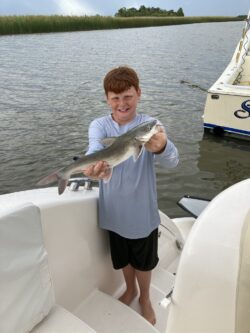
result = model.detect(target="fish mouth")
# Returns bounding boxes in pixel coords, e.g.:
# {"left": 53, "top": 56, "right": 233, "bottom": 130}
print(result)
{"left": 136, "top": 123, "right": 158, "bottom": 142}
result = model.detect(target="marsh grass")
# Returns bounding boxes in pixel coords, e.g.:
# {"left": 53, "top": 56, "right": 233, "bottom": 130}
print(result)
{"left": 0, "top": 15, "right": 244, "bottom": 36}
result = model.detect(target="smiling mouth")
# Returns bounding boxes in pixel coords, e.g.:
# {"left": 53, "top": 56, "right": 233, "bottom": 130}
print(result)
{"left": 118, "top": 108, "right": 129, "bottom": 113}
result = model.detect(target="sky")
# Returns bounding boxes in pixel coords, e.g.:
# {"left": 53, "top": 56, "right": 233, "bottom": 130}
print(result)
{"left": 0, "top": 0, "right": 249, "bottom": 17}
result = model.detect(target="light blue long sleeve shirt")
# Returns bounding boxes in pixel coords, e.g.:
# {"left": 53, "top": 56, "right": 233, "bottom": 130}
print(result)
{"left": 87, "top": 113, "right": 179, "bottom": 239}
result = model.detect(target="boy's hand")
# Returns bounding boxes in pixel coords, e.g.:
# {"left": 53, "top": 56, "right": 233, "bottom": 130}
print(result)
{"left": 83, "top": 161, "right": 112, "bottom": 180}
{"left": 145, "top": 126, "right": 167, "bottom": 154}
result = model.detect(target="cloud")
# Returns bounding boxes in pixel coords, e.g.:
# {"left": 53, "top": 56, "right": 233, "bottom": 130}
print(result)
{"left": 0, "top": 0, "right": 249, "bottom": 17}
{"left": 54, "top": 0, "right": 97, "bottom": 15}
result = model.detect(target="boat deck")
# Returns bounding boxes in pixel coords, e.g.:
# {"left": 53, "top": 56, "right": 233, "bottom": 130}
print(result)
{"left": 73, "top": 249, "right": 180, "bottom": 333}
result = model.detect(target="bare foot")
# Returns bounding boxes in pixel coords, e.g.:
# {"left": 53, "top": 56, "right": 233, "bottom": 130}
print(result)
{"left": 139, "top": 298, "right": 156, "bottom": 325}
{"left": 119, "top": 288, "right": 138, "bottom": 306}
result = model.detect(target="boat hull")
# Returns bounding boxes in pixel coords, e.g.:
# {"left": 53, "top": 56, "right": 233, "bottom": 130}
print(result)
{"left": 203, "top": 92, "right": 250, "bottom": 139}
{"left": 203, "top": 12, "right": 250, "bottom": 140}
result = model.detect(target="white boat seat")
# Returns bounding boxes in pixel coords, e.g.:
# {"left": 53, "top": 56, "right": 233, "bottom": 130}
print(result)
{"left": 31, "top": 305, "right": 97, "bottom": 333}
{"left": 75, "top": 289, "right": 159, "bottom": 333}
{"left": 0, "top": 203, "right": 55, "bottom": 333}
{"left": 0, "top": 203, "right": 97, "bottom": 333}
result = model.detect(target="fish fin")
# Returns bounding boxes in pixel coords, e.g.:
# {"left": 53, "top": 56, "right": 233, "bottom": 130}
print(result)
{"left": 37, "top": 170, "right": 69, "bottom": 195}
{"left": 103, "top": 167, "right": 113, "bottom": 183}
{"left": 133, "top": 144, "right": 144, "bottom": 161}
{"left": 37, "top": 171, "right": 60, "bottom": 186}
{"left": 101, "top": 137, "right": 117, "bottom": 147}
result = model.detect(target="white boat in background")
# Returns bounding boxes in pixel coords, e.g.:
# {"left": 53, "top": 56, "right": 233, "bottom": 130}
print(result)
{"left": 203, "top": 11, "right": 250, "bottom": 140}
{"left": 0, "top": 178, "right": 250, "bottom": 333}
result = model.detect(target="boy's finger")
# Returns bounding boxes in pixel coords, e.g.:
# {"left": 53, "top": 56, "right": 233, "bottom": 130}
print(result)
{"left": 83, "top": 164, "right": 94, "bottom": 174}
{"left": 156, "top": 124, "right": 164, "bottom": 133}
{"left": 93, "top": 161, "right": 108, "bottom": 174}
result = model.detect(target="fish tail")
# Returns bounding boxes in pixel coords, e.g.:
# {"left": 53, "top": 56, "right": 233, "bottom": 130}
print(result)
{"left": 58, "top": 178, "right": 68, "bottom": 195}
{"left": 37, "top": 170, "right": 69, "bottom": 195}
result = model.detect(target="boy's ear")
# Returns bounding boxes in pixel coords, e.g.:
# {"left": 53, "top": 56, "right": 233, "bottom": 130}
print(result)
{"left": 106, "top": 93, "right": 111, "bottom": 106}
{"left": 137, "top": 88, "right": 141, "bottom": 99}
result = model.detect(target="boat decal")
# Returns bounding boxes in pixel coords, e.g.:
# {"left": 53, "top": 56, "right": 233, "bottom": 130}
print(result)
{"left": 234, "top": 99, "right": 250, "bottom": 119}
{"left": 204, "top": 123, "right": 250, "bottom": 136}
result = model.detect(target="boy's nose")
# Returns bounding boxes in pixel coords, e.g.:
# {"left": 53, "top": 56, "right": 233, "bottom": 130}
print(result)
{"left": 118, "top": 99, "right": 126, "bottom": 107}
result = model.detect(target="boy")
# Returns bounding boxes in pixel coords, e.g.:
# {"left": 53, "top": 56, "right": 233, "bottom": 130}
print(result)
{"left": 84, "top": 66, "right": 179, "bottom": 325}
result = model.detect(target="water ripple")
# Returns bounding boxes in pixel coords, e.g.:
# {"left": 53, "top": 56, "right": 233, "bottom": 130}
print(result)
{"left": 0, "top": 22, "right": 249, "bottom": 216}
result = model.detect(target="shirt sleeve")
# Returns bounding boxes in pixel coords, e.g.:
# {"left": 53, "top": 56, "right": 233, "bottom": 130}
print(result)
{"left": 86, "top": 119, "right": 106, "bottom": 155}
{"left": 154, "top": 138, "right": 179, "bottom": 168}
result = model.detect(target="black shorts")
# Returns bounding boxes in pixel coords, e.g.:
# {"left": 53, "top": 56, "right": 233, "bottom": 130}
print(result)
{"left": 108, "top": 229, "right": 159, "bottom": 271}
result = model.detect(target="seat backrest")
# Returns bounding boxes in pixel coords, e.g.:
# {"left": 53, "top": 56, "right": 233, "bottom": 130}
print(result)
{"left": 0, "top": 203, "right": 55, "bottom": 333}
{"left": 166, "top": 179, "right": 250, "bottom": 333}
{"left": 236, "top": 209, "right": 250, "bottom": 333}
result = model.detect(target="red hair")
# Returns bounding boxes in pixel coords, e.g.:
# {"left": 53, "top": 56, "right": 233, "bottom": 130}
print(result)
{"left": 103, "top": 66, "right": 140, "bottom": 96}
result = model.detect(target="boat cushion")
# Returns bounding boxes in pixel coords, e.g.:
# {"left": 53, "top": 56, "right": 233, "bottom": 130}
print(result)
{"left": 31, "top": 305, "right": 97, "bottom": 333}
{"left": 235, "top": 209, "right": 250, "bottom": 333}
{"left": 0, "top": 203, "right": 55, "bottom": 333}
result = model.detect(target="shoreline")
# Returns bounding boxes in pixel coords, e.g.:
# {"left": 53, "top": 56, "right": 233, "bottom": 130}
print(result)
{"left": 0, "top": 15, "right": 245, "bottom": 36}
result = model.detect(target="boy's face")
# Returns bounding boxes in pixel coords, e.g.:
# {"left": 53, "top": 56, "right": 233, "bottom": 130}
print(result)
{"left": 106, "top": 86, "right": 141, "bottom": 125}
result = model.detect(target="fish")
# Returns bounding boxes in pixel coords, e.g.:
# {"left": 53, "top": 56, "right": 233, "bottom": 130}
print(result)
{"left": 37, "top": 119, "right": 158, "bottom": 195}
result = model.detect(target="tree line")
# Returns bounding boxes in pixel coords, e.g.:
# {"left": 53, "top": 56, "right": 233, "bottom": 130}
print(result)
{"left": 115, "top": 6, "right": 184, "bottom": 17}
